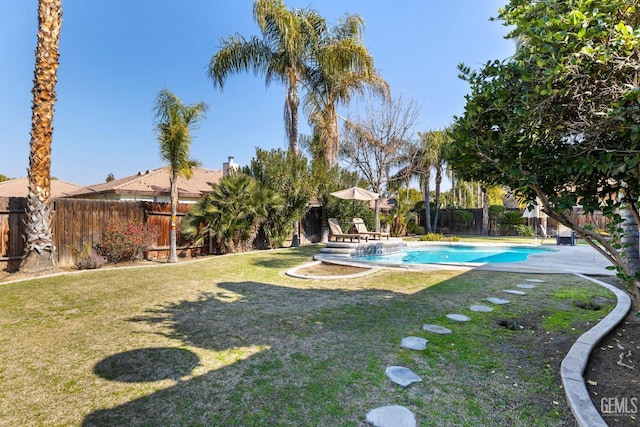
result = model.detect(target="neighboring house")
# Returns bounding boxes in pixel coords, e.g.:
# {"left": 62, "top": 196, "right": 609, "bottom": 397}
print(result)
{"left": 69, "top": 166, "right": 225, "bottom": 203}
{"left": 0, "top": 178, "right": 84, "bottom": 198}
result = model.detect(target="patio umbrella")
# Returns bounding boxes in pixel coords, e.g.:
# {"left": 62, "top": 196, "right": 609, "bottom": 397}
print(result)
{"left": 522, "top": 198, "right": 548, "bottom": 243}
{"left": 330, "top": 186, "right": 381, "bottom": 232}
{"left": 330, "top": 186, "right": 379, "bottom": 201}
{"left": 521, "top": 199, "right": 548, "bottom": 220}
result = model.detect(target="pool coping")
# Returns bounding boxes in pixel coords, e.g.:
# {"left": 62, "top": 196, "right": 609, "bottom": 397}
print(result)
{"left": 312, "top": 243, "right": 630, "bottom": 426}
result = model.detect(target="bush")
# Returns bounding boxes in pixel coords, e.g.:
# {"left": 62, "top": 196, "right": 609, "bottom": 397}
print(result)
{"left": 95, "top": 221, "right": 160, "bottom": 263}
{"left": 452, "top": 210, "right": 474, "bottom": 231}
{"left": 73, "top": 242, "right": 107, "bottom": 270}
{"left": 516, "top": 224, "right": 534, "bottom": 237}
{"left": 408, "top": 224, "right": 425, "bottom": 235}
{"left": 448, "top": 235, "right": 461, "bottom": 242}
{"left": 419, "top": 233, "right": 444, "bottom": 241}
{"left": 488, "top": 205, "right": 506, "bottom": 219}
{"left": 499, "top": 211, "right": 526, "bottom": 235}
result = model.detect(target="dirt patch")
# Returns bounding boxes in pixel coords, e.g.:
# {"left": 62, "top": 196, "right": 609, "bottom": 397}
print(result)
{"left": 293, "top": 262, "right": 371, "bottom": 277}
{"left": 585, "top": 276, "right": 639, "bottom": 426}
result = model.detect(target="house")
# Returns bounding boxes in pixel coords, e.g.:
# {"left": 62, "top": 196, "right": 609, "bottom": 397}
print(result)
{"left": 69, "top": 166, "right": 224, "bottom": 203}
{"left": 0, "top": 178, "right": 84, "bottom": 198}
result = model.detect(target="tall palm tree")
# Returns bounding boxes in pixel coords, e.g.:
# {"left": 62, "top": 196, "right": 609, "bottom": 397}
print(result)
{"left": 432, "top": 136, "right": 450, "bottom": 233}
{"left": 208, "top": 0, "right": 324, "bottom": 154}
{"left": 20, "top": 0, "right": 62, "bottom": 273}
{"left": 303, "top": 14, "right": 389, "bottom": 166}
{"left": 395, "top": 130, "right": 446, "bottom": 233}
{"left": 153, "top": 88, "right": 207, "bottom": 263}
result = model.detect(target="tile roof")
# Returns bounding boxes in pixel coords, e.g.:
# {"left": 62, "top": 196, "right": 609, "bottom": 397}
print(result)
{"left": 0, "top": 178, "right": 84, "bottom": 198}
{"left": 69, "top": 166, "right": 222, "bottom": 199}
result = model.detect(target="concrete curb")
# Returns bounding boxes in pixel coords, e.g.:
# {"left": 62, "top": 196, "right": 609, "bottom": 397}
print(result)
{"left": 561, "top": 273, "right": 632, "bottom": 427}
{"left": 285, "top": 260, "right": 380, "bottom": 280}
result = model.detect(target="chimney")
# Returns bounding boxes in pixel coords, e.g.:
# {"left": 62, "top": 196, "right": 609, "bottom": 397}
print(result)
{"left": 223, "top": 156, "right": 239, "bottom": 177}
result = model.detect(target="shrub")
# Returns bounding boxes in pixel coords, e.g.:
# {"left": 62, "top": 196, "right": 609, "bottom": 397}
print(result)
{"left": 73, "top": 242, "right": 107, "bottom": 270}
{"left": 489, "top": 205, "right": 506, "bottom": 219}
{"left": 452, "top": 210, "right": 474, "bottom": 231}
{"left": 499, "top": 211, "right": 526, "bottom": 235}
{"left": 448, "top": 235, "right": 461, "bottom": 242}
{"left": 95, "top": 221, "right": 160, "bottom": 263}
{"left": 516, "top": 224, "right": 534, "bottom": 237}
{"left": 419, "top": 233, "right": 443, "bottom": 241}
{"left": 408, "top": 224, "right": 425, "bottom": 235}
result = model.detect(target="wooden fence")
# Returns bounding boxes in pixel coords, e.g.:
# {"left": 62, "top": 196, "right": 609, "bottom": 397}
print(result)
{"left": 0, "top": 197, "right": 27, "bottom": 272}
{"left": 1, "top": 197, "right": 201, "bottom": 271}
{"left": 1, "top": 197, "right": 320, "bottom": 272}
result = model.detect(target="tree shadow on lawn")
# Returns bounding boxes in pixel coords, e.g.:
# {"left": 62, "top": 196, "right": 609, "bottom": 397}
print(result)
{"left": 84, "top": 281, "right": 410, "bottom": 426}
{"left": 249, "top": 246, "right": 318, "bottom": 269}
{"left": 82, "top": 275, "right": 593, "bottom": 426}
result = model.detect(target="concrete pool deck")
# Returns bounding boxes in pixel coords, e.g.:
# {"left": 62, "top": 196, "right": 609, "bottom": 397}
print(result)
{"left": 314, "top": 241, "right": 616, "bottom": 276}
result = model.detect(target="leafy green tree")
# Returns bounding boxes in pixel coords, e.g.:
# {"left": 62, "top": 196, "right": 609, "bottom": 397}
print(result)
{"left": 0, "top": 174, "right": 9, "bottom": 182}
{"left": 182, "top": 173, "right": 283, "bottom": 254}
{"left": 21, "top": 0, "right": 62, "bottom": 274}
{"left": 208, "top": 0, "right": 323, "bottom": 154}
{"left": 153, "top": 88, "right": 207, "bottom": 263}
{"left": 451, "top": 0, "right": 640, "bottom": 302}
{"left": 244, "top": 148, "right": 314, "bottom": 248}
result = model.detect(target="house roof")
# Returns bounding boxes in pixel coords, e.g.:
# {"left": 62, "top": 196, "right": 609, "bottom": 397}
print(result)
{"left": 0, "top": 178, "right": 84, "bottom": 198}
{"left": 69, "top": 166, "right": 223, "bottom": 199}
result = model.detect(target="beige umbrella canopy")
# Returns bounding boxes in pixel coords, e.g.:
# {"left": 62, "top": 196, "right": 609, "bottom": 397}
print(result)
{"left": 330, "top": 186, "right": 379, "bottom": 201}
{"left": 521, "top": 198, "right": 547, "bottom": 219}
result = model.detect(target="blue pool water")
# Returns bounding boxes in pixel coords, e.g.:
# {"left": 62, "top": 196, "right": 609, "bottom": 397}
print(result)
{"left": 354, "top": 245, "right": 554, "bottom": 265}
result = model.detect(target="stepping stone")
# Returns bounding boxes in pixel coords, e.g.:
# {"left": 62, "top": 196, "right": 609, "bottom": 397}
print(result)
{"left": 487, "top": 297, "right": 510, "bottom": 305}
{"left": 385, "top": 366, "right": 422, "bottom": 387}
{"left": 470, "top": 304, "right": 493, "bottom": 312}
{"left": 525, "top": 278, "right": 545, "bottom": 283}
{"left": 401, "top": 336, "right": 428, "bottom": 351}
{"left": 366, "top": 405, "right": 417, "bottom": 427}
{"left": 516, "top": 283, "right": 536, "bottom": 289}
{"left": 503, "top": 289, "right": 526, "bottom": 295}
{"left": 423, "top": 324, "right": 452, "bottom": 334}
{"left": 446, "top": 313, "right": 471, "bottom": 322}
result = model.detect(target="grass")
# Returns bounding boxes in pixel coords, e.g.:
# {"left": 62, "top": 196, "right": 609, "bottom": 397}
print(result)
{"left": 0, "top": 245, "right": 616, "bottom": 426}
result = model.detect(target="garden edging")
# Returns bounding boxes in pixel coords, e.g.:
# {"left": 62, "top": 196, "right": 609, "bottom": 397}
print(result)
{"left": 561, "top": 273, "right": 632, "bottom": 427}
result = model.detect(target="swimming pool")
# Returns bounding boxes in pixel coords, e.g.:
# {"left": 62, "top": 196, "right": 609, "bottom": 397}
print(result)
{"left": 353, "top": 244, "right": 555, "bottom": 265}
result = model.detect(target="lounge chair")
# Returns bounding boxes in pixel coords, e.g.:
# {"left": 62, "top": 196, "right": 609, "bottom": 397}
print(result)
{"left": 328, "top": 218, "right": 369, "bottom": 243}
{"left": 556, "top": 224, "right": 575, "bottom": 246}
{"left": 352, "top": 217, "right": 390, "bottom": 240}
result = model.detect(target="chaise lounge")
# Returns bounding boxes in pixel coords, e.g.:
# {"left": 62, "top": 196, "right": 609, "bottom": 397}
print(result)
{"left": 352, "top": 217, "right": 390, "bottom": 240}
{"left": 328, "top": 218, "right": 369, "bottom": 243}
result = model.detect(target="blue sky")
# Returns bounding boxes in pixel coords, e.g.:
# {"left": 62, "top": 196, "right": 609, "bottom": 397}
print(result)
{"left": 1, "top": 1, "right": 513, "bottom": 186}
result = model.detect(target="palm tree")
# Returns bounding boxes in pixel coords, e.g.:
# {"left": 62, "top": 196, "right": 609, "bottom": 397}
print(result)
{"left": 208, "top": 0, "right": 324, "bottom": 154}
{"left": 429, "top": 128, "right": 455, "bottom": 232}
{"left": 153, "top": 88, "right": 207, "bottom": 263}
{"left": 20, "top": 0, "right": 62, "bottom": 273}
{"left": 395, "top": 129, "right": 446, "bottom": 233}
{"left": 182, "top": 173, "right": 283, "bottom": 253}
{"left": 303, "top": 14, "right": 389, "bottom": 166}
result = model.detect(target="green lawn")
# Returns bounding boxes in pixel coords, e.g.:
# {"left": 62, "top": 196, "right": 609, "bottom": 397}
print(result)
{"left": 0, "top": 245, "right": 614, "bottom": 426}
